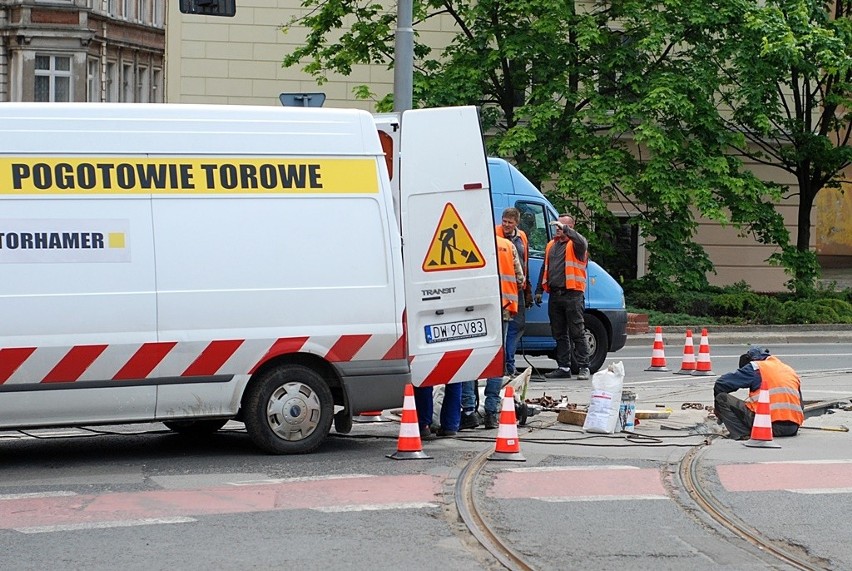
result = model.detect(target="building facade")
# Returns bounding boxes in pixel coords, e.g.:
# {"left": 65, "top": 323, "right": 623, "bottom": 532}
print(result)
{"left": 165, "top": 0, "right": 398, "bottom": 108}
{"left": 0, "top": 0, "right": 165, "bottom": 103}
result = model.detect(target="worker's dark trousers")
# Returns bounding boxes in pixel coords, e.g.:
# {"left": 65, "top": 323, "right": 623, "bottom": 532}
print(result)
{"left": 547, "top": 288, "right": 589, "bottom": 369}
{"left": 714, "top": 393, "right": 800, "bottom": 439}
{"left": 714, "top": 393, "right": 754, "bottom": 440}
{"left": 504, "top": 301, "right": 526, "bottom": 375}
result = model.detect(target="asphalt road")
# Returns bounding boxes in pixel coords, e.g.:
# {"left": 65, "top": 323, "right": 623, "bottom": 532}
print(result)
{"left": 1, "top": 340, "right": 850, "bottom": 571}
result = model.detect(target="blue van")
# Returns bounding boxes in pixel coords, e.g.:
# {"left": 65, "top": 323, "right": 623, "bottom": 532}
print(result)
{"left": 488, "top": 158, "right": 628, "bottom": 373}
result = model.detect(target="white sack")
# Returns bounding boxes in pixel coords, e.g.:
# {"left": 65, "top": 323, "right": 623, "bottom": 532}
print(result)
{"left": 582, "top": 361, "right": 625, "bottom": 434}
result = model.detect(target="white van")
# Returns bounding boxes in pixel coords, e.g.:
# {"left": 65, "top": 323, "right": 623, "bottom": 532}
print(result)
{"left": 0, "top": 103, "right": 503, "bottom": 454}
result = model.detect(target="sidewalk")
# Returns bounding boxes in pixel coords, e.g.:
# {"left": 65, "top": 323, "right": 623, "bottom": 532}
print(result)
{"left": 625, "top": 323, "right": 852, "bottom": 347}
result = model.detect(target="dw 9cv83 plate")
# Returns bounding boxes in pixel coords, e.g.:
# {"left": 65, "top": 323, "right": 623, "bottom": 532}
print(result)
{"left": 425, "top": 318, "right": 487, "bottom": 344}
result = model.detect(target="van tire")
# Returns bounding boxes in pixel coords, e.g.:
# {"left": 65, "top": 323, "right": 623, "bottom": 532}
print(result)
{"left": 573, "top": 313, "right": 608, "bottom": 375}
{"left": 244, "top": 364, "right": 334, "bottom": 454}
{"left": 163, "top": 419, "right": 228, "bottom": 435}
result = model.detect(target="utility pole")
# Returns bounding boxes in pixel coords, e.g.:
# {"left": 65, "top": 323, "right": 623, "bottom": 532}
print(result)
{"left": 393, "top": 0, "right": 413, "bottom": 112}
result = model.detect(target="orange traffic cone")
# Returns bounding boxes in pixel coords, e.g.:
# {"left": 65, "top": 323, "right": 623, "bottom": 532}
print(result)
{"left": 387, "top": 384, "right": 432, "bottom": 460}
{"left": 691, "top": 328, "right": 714, "bottom": 376}
{"left": 644, "top": 326, "right": 670, "bottom": 372}
{"left": 673, "top": 329, "right": 696, "bottom": 375}
{"left": 744, "top": 379, "right": 781, "bottom": 448}
{"left": 488, "top": 385, "right": 526, "bottom": 462}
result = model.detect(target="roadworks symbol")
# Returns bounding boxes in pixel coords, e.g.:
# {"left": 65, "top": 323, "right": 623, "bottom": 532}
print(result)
{"left": 422, "top": 203, "right": 485, "bottom": 272}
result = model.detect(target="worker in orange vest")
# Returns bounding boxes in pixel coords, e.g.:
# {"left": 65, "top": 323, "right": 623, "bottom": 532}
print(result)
{"left": 496, "top": 207, "right": 533, "bottom": 376}
{"left": 714, "top": 345, "right": 804, "bottom": 440}
{"left": 534, "top": 213, "right": 591, "bottom": 380}
{"left": 460, "top": 234, "right": 524, "bottom": 430}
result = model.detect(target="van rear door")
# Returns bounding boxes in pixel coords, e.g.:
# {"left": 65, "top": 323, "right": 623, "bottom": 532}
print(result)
{"left": 398, "top": 107, "right": 504, "bottom": 386}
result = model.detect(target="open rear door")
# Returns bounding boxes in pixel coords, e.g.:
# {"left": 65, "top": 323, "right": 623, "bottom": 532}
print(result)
{"left": 399, "top": 106, "right": 504, "bottom": 386}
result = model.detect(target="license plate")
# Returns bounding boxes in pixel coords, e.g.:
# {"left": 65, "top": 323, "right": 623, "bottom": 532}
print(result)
{"left": 425, "top": 318, "right": 487, "bottom": 344}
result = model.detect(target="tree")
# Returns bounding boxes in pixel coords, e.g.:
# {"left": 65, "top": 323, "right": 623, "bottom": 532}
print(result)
{"left": 716, "top": 0, "right": 852, "bottom": 291}
{"left": 282, "top": 0, "right": 851, "bottom": 292}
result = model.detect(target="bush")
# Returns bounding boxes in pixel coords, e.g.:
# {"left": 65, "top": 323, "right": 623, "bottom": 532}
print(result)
{"left": 754, "top": 296, "right": 787, "bottom": 324}
{"left": 781, "top": 301, "right": 840, "bottom": 324}
{"left": 813, "top": 298, "right": 852, "bottom": 323}
{"left": 627, "top": 308, "right": 710, "bottom": 327}
{"left": 625, "top": 278, "right": 850, "bottom": 325}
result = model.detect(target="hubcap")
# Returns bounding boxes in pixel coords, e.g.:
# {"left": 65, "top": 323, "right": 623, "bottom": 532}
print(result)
{"left": 585, "top": 328, "right": 597, "bottom": 356}
{"left": 265, "top": 382, "right": 322, "bottom": 441}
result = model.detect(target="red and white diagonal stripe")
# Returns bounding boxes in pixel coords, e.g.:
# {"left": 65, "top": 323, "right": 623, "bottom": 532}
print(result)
{"left": 1, "top": 332, "right": 499, "bottom": 387}
{"left": 0, "top": 333, "right": 405, "bottom": 385}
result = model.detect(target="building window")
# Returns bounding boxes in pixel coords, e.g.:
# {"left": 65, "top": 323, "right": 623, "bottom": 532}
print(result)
{"left": 123, "top": 0, "right": 135, "bottom": 20}
{"left": 107, "top": 62, "right": 118, "bottom": 101}
{"left": 139, "top": 0, "right": 151, "bottom": 23}
{"left": 137, "top": 66, "right": 149, "bottom": 102}
{"left": 152, "top": 68, "right": 162, "bottom": 102}
{"left": 122, "top": 63, "right": 134, "bottom": 102}
{"left": 34, "top": 55, "right": 71, "bottom": 102}
{"left": 87, "top": 58, "right": 101, "bottom": 102}
{"left": 153, "top": 0, "right": 164, "bottom": 26}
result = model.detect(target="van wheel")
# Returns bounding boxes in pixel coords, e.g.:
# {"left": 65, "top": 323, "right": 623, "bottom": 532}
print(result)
{"left": 163, "top": 419, "right": 228, "bottom": 435}
{"left": 572, "top": 314, "right": 608, "bottom": 375}
{"left": 244, "top": 364, "right": 333, "bottom": 454}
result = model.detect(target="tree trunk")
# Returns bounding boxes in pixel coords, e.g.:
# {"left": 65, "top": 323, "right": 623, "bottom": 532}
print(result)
{"left": 796, "top": 178, "right": 814, "bottom": 253}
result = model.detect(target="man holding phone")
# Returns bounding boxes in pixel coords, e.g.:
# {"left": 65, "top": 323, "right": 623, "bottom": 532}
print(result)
{"left": 534, "top": 214, "right": 591, "bottom": 380}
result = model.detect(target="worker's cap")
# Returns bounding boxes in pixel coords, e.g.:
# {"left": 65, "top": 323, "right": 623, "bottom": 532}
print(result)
{"left": 746, "top": 345, "right": 770, "bottom": 361}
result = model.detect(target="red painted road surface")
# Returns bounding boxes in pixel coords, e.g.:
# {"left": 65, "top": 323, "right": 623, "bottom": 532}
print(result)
{"left": 0, "top": 474, "right": 441, "bottom": 530}
{"left": 4, "top": 462, "right": 851, "bottom": 531}
{"left": 716, "top": 461, "right": 852, "bottom": 492}
{"left": 489, "top": 466, "right": 667, "bottom": 499}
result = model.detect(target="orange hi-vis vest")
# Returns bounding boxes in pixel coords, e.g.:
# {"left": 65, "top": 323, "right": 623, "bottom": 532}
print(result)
{"left": 496, "top": 236, "right": 519, "bottom": 315}
{"left": 542, "top": 239, "right": 587, "bottom": 293}
{"left": 747, "top": 356, "right": 804, "bottom": 425}
{"left": 495, "top": 225, "right": 529, "bottom": 268}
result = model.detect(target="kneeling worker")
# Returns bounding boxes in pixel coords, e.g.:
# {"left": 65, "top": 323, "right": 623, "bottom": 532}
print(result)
{"left": 713, "top": 345, "right": 804, "bottom": 440}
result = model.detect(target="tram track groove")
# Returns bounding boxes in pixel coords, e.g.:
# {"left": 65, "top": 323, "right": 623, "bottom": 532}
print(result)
{"left": 678, "top": 442, "right": 826, "bottom": 571}
{"left": 456, "top": 449, "right": 535, "bottom": 571}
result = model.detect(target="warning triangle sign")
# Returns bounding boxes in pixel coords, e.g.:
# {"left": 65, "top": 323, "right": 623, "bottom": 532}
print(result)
{"left": 422, "top": 203, "right": 486, "bottom": 272}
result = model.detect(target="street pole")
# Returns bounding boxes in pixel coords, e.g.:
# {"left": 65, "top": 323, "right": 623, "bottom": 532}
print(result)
{"left": 393, "top": 0, "right": 413, "bottom": 112}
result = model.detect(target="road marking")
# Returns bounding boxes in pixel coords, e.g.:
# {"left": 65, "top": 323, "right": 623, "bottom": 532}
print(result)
{"left": 759, "top": 460, "right": 852, "bottom": 465}
{"left": 787, "top": 488, "right": 852, "bottom": 494}
{"left": 534, "top": 494, "right": 667, "bottom": 502}
{"left": 0, "top": 491, "right": 77, "bottom": 500}
{"left": 505, "top": 465, "right": 640, "bottom": 472}
{"left": 228, "top": 474, "right": 372, "bottom": 486}
{"left": 312, "top": 502, "right": 438, "bottom": 512}
{"left": 14, "top": 517, "right": 196, "bottom": 534}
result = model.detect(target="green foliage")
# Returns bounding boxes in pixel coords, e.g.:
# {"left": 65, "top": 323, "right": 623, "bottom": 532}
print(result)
{"left": 812, "top": 298, "right": 852, "bottom": 323}
{"left": 627, "top": 278, "right": 851, "bottom": 325}
{"left": 281, "top": 0, "right": 852, "bottom": 292}
{"left": 781, "top": 301, "right": 841, "bottom": 325}
{"left": 722, "top": 0, "right": 852, "bottom": 290}
{"left": 627, "top": 308, "right": 709, "bottom": 328}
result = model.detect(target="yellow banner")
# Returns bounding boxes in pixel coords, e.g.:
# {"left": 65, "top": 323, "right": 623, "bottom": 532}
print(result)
{"left": 0, "top": 157, "right": 378, "bottom": 195}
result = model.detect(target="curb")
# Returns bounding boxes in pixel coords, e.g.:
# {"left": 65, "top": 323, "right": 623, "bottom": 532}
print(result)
{"left": 625, "top": 326, "right": 852, "bottom": 347}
